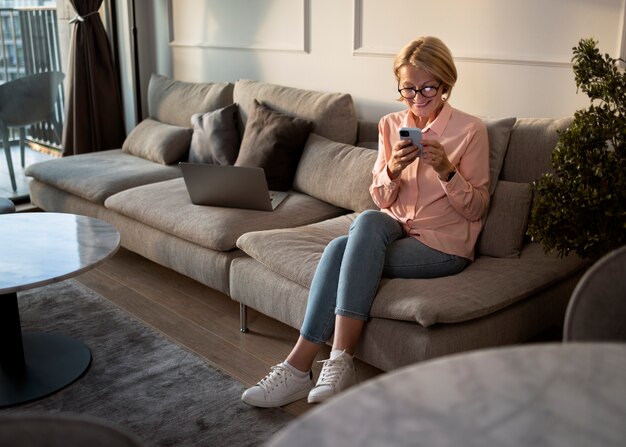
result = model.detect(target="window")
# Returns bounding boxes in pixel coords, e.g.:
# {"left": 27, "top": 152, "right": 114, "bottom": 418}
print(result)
{"left": 1, "top": 0, "right": 64, "bottom": 151}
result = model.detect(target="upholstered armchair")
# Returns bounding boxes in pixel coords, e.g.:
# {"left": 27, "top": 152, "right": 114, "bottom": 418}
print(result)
{"left": 563, "top": 245, "right": 626, "bottom": 341}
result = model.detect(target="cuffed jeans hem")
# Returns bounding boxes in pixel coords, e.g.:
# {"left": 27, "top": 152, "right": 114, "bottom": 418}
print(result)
{"left": 335, "top": 307, "right": 369, "bottom": 321}
{"left": 299, "top": 331, "right": 328, "bottom": 345}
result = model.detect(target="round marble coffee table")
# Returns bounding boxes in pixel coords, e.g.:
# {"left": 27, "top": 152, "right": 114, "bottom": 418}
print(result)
{"left": 267, "top": 343, "right": 626, "bottom": 447}
{"left": 0, "top": 212, "right": 120, "bottom": 407}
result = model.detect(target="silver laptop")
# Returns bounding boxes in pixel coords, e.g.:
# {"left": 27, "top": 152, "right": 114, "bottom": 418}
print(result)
{"left": 179, "top": 163, "right": 288, "bottom": 211}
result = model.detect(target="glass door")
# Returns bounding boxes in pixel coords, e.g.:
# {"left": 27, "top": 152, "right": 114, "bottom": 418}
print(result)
{"left": 1, "top": 1, "right": 64, "bottom": 151}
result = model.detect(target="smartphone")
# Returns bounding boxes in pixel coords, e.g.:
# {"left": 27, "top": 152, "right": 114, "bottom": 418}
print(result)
{"left": 399, "top": 127, "right": 423, "bottom": 157}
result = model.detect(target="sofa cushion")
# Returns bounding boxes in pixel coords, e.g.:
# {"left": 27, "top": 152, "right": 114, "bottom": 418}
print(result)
{"left": 293, "top": 134, "right": 377, "bottom": 212}
{"left": 371, "top": 243, "right": 584, "bottom": 326}
{"left": 501, "top": 117, "right": 572, "bottom": 183}
{"left": 235, "top": 100, "right": 313, "bottom": 191}
{"left": 189, "top": 103, "right": 240, "bottom": 165}
{"left": 147, "top": 74, "right": 234, "bottom": 128}
{"left": 24, "top": 149, "right": 182, "bottom": 204}
{"left": 122, "top": 118, "right": 192, "bottom": 165}
{"left": 104, "top": 178, "right": 347, "bottom": 252}
{"left": 237, "top": 214, "right": 358, "bottom": 287}
{"left": 236, "top": 216, "right": 586, "bottom": 327}
{"left": 482, "top": 117, "right": 516, "bottom": 195}
{"left": 477, "top": 181, "right": 533, "bottom": 258}
{"left": 233, "top": 79, "right": 357, "bottom": 145}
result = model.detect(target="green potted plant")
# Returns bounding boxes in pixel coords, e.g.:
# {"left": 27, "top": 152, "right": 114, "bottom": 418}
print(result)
{"left": 528, "top": 38, "right": 626, "bottom": 260}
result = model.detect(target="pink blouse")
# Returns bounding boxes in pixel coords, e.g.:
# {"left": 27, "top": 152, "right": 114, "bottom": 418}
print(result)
{"left": 370, "top": 102, "right": 490, "bottom": 260}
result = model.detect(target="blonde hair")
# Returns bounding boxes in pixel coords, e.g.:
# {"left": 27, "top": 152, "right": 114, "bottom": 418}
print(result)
{"left": 393, "top": 36, "right": 457, "bottom": 100}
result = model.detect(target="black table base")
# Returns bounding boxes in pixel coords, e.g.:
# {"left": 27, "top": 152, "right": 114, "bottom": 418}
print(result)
{"left": 0, "top": 293, "right": 92, "bottom": 408}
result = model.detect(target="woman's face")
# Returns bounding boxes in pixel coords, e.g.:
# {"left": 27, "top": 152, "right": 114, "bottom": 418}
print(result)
{"left": 398, "top": 65, "right": 445, "bottom": 126}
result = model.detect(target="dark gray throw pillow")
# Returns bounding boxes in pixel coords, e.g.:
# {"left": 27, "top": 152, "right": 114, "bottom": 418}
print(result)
{"left": 189, "top": 103, "right": 240, "bottom": 165}
{"left": 235, "top": 100, "right": 313, "bottom": 191}
{"left": 477, "top": 180, "right": 533, "bottom": 258}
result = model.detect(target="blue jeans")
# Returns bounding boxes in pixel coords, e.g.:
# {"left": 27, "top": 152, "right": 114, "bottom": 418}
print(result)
{"left": 300, "top": 210, "right": 468, "bottom": 344}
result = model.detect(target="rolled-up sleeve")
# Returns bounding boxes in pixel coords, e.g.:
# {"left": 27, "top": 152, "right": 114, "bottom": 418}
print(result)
{"left": 441, "top": 123, "right": 490, "bottom": 222}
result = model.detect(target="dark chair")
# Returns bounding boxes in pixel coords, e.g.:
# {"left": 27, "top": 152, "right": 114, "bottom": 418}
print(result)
{"left": 0, "top": 71, "right": 65, "bottom": 191}
{"left": 563, "top": 245, "right": 626, "bottom": 341}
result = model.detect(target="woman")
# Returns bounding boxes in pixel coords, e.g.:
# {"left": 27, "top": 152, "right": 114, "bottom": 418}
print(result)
{"left": 242, "top": 36, "right": 490, "bottom": 408}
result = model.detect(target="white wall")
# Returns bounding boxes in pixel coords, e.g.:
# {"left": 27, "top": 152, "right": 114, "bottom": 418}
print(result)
{"left": 161, "top": 0, "right": 625, "bottom": 123}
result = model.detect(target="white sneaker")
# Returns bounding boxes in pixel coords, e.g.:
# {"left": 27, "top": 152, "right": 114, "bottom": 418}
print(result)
{"left": 307, "top": 351, "right": 357, "bottom": 404}
{"left": 241, "top": 363, "right": 314, "bottom": 408}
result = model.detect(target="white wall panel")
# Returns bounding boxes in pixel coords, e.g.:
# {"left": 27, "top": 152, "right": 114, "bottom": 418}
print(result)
{"left": 171, "top": 0, "right": 308, "bottom": 52}
{"left": 355, "top": 0, "right": 623, "bottom": 66}
{"left": 166, "top": 0, "right": 625, "bottom": 122}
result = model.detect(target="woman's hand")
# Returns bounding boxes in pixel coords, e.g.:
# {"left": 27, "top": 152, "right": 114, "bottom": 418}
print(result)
{"left": 387, "top": 140, "right": 421, "bottom": 179}
{"left": 421, "top": 139, "right": 455, "bottom": 181}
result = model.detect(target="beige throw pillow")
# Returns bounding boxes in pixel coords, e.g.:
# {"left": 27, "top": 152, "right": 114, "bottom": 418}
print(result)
{"left": 122, "top": 118, "right": 192, "bottom": 165}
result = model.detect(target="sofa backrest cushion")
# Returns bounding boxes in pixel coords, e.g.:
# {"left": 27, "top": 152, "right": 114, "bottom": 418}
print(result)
{"left": 293, "top": 134, "right": 377, "bottom": 212}
{"left": 233, "top": 79, "right": 358, "bottom": 145}
{"left": 122, "top": 118, "right": 192, "bottom": 165}
{"left": 477, "top": 180, "right": 533, "bottom": 258}
{"left": 235, "top": 100, "right": 313, "bottom": 191}
{"left": 147, "top": 74, "right": 234, "bottom": 128}
{"left": 292, "top": 116, "right": 516, "bottom": 213}
{"left": 501, "top": 117, "right": 572, "bottom": 183}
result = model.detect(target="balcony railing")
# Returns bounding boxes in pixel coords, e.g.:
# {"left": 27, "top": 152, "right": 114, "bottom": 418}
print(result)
{"left": 0, "top": 6, "right": 64, "bottom": 151}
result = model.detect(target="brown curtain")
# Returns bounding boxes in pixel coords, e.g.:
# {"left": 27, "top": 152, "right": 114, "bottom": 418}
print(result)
{"left": 62, "top": 0, "right": 126, "bottom": 156}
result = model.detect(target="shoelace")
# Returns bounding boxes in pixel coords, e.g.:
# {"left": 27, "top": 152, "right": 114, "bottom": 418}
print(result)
{"left": 258, "top": 365, "right": 290, "bottom": 392}
{"left": 316, "top": 357, "right": 348, "bottom": 386}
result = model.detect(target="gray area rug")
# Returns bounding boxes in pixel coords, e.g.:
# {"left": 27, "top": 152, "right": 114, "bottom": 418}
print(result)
{"left": 2, "top": 280, "right": 293, "bottom": 446}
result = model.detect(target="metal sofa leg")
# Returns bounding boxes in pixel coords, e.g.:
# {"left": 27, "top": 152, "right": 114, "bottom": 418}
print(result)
{"left": 240, "top": 303, "right": 248, "bottom": 333}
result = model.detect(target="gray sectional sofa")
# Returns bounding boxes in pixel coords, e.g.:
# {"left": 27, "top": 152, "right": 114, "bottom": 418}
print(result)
{"left": 26, "top": 75, "right": 587, "bottom": 372}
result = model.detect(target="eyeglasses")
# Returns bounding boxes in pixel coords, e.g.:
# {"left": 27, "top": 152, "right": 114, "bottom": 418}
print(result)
{"left": 398, "top": 82, "right": 441, "bottom": 99}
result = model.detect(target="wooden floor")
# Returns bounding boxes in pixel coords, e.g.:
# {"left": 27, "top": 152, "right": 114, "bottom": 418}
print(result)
{"left": 76, "top": 247, "right": 383, "bottom": 417}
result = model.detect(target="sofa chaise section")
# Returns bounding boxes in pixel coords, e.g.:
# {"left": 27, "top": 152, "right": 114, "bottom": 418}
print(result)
{"left": 230, "top": 248, "right": 581, "bottom": 371}
{"left": 230, "top": 117, "right": 589, "bottom": 372}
